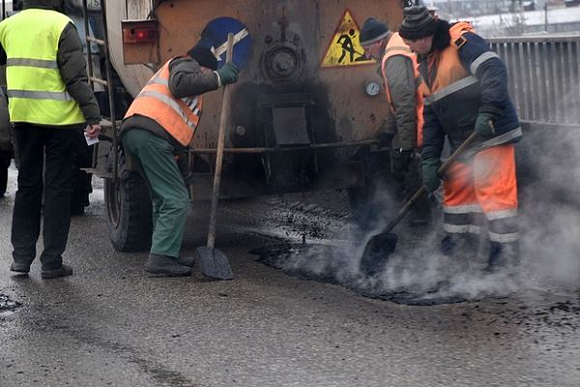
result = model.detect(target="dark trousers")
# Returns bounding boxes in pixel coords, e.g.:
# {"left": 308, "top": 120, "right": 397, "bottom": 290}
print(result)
{"left": 11, "top": 125, "right": 78, "bottom": 270}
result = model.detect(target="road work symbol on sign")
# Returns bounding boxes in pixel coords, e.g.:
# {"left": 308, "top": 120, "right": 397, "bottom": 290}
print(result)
{"left": 199, "top": 17, "right": 253, "bottom": 70}
{"left": 321, "top": 9, "right": 375, "bottom": 68}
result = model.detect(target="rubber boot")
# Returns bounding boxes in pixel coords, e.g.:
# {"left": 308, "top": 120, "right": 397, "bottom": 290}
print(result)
{"left": 145, "top": 254, "right": 192, "bottom": 277}
{"left": 441, "top": 233, "right": 481, "bottom": 277}
{"left": 440, "top": 234, "right": 458, "bottom": 256}
{"left": 485, "top": 241, "right": 520, "bottom": 277}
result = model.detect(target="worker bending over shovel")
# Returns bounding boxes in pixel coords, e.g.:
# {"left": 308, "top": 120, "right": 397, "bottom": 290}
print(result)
{"left": 121, "top": 43, "right": 239, "bottom": 276}
{"left": 399, "top": 6, "right": 522, "bottom": 278}
{"left": 358, "top": 17, "right": 431, "bottom": 227}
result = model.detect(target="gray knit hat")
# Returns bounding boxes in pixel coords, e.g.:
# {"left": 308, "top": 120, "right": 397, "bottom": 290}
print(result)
{"left": 359, "top": 18, "right": 391, "bottom": 46}
{"left": 399, "top": 5, "right": 438, "bottom": 40}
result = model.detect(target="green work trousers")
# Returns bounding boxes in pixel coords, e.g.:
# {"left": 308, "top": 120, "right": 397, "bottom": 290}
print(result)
{"left": 122, "top": 129, "right": 189, "bottom": 258}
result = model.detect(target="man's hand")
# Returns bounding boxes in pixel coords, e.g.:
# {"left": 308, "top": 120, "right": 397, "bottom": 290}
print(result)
{"left": 216, "top": 62, "right": 239, "bottom": 86}
{"left": 85, "top": 124, "right": 101, "bottom": 139}
{"left": 474, "top": 105, "right": 502, "bottom": 137}
{"left": 421, "top": 156, "right": 441, "bottom": 192}
{"left": 391, "top": 149, "right": 413, "bottom": 180}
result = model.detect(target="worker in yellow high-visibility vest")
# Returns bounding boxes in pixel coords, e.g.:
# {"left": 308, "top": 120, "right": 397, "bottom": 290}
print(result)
{"left": 0, "top": 0, "right": 101, "bottom": 279}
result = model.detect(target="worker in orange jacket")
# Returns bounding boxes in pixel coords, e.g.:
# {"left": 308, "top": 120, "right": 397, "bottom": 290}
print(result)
{"left": 399, "top": 6, "right": 522, "bottom": 277}
{"left": 121, "top": 43, "right": 239, "bottom": 276}
{"left": 359, "top": 17, "right": 430, "bottom": 227}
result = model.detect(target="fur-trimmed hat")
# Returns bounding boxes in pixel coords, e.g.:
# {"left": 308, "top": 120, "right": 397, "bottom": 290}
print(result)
{"left": 359, "top": 18, "right": 391, "bottom": 46}
{"left": 399, "top": 5, "right": 438, "bottom": 40}
{"left": 187, "top": 44, "right": 218, "bottom": 71}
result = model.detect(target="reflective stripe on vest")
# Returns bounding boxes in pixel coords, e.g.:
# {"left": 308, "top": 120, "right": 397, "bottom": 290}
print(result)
{"left": 0, "top": 9, "right": 85, "bottom": 125}
{"left": 124, "top": 58, "right": 203, "bottom": 146}
{"left": 381, "top": 33, "right": 425, "bottom": 148}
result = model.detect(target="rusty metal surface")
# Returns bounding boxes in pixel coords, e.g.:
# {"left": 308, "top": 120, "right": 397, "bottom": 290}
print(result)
{"left": 105, "top": 0, "right": 403, "bottom": 195}
{"left": 153, "top": 0, "right": 402, "bottom": 149}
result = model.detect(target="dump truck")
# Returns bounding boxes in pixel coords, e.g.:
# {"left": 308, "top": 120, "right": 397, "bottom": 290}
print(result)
{"left": 73, "top": 0, "right": 408, "bottom": 251}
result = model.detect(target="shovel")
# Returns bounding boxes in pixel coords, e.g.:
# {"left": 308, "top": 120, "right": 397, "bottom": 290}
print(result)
{"left": 359, "top": 131, "right": 480, "bottom": 276}
{"left": 195, "top": 33, "right": 235, "bottom": 280}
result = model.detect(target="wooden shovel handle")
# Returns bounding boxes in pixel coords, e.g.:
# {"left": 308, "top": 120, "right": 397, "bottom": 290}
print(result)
{"left": 207, "top": 33, "right": 234, "bottom": 248}
{"left": 381, "top": 132, "right": 479, "bottom": 235}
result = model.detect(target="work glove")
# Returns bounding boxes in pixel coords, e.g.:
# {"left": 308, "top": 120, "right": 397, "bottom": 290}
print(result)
{"left": 391, "top": 149, "right": 414, "bottom": 181}
{"left": 215, "top": 62, "right": 239, "bottom": 86}
{"left": 421, "top": 156, "right": 441, "bottom": 192}
{"left": 474, "top": 105, "right": 502, "bottom": 137}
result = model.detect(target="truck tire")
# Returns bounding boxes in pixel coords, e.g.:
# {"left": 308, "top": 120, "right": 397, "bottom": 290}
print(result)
{"left": 104, "top": 150, "right": 153, "bottom": 252}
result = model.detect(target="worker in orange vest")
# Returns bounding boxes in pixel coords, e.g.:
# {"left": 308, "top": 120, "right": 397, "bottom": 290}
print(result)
{"left": 399, "top": 6, "right": 522, "bottom": 279}
{"left": 121, "top": 43, "right": 239, "bottom": 277}
{"left": 359, "top": 17, "right": 430, "bottom": 227}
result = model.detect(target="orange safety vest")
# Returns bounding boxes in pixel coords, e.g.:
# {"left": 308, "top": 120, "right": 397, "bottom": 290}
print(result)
{"left": 423, "top": 22, "right": 474, "bottom": 99}
{"left": 124, "top": 57, "right": 203, "bottom": 146}
{"left": 381, "top": 32, "right": 424, "bottom": 148}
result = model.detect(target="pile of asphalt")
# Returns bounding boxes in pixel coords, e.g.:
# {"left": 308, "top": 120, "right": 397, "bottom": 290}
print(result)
{"left": 0, "top": 293, "right": 21, "bottom": 312}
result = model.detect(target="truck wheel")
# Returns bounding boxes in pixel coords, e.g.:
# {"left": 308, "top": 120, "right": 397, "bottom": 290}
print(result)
{"left": 104, "top": 151, "right": 153, "bottom": 252}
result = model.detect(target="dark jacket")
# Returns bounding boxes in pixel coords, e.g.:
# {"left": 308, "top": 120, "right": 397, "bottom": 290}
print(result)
{"left": 121, "top": 56, "right": 220, "bottom": 152}
{"left": 0, "top": 1, "right": 100, "bottom": 126}
{"left": 418, "top": 20, "right": 521, "bottom": 160}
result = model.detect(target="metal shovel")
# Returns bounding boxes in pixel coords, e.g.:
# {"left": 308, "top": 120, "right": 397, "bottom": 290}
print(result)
{"left": 359, "top": 132, "right": 480, "bottom": 276}
{"left": 195, "top": 33, "right": 235, "bottom": 280}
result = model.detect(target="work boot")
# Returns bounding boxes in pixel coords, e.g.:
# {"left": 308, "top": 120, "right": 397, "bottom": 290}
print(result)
{"left": 10, "top": 262, "right": 30, "bottom": 274}
{"left": 440, "top": 235, "right": 458, "bottom": 256}
{"left": 145, "top": 254, "right": 192, "bottom": 277}
{"left": 178, "top": 255, "right": 195, "bottom": 267}
{"left": 41, "top": 264, "right": 73, "bottom": 279}
{"left": 485, "top": 241, "right": 520, "bottom": 277}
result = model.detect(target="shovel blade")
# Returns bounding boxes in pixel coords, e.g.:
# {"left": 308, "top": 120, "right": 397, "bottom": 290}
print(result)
{"left": 359, "top": 232, "right": 398, "bottom": 277}
{"left": 195, "top": 246, "right": 233, "bottom": 280}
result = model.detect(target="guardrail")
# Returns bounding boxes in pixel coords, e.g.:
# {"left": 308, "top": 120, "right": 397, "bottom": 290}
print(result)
{"left": 489, "top": 35, "right": 580, "bottom": 125}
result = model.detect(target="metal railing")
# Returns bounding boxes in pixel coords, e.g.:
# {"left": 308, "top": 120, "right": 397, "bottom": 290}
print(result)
{"left": 489, "top": 35, "right": 580, "bottom": 125}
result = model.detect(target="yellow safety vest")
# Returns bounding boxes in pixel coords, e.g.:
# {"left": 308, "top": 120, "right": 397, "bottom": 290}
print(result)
{"left": 0, "top": 9, "right": 85, "bottom": 125}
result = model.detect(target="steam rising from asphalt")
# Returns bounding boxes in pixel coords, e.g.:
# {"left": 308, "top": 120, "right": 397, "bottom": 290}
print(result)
{"left": 275, "top": 123, "right": 580, "bottom": 303}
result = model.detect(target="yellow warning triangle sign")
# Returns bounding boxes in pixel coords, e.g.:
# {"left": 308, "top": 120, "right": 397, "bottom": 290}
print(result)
{"left": 321, "top": 9, "right": 376, "bottom": 68}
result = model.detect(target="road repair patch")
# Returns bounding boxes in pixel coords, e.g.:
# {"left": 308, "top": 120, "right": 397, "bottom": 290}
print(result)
{"left": 250, "top": 242, "right": 472, "bottom": 305}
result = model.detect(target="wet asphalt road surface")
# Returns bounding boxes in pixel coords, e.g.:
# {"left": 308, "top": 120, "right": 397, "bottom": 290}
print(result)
{"left": 1, "top": 163, "right": 580, "bottom": 387}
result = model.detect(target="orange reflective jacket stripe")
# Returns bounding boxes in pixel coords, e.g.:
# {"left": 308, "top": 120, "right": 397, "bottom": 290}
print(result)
{"left": 381, "top": 33, "right": 424, "bottom": 148}
{"left": 124, "top": 58, "right": 203, "bottom": 146}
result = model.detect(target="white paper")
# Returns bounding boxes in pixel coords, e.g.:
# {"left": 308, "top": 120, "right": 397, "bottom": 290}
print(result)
{"left": 84, "top": 131, "right": 99, "bottom": 146}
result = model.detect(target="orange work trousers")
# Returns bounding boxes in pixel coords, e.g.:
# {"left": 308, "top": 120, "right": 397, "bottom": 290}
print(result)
{"left": 442, "top": 144, "right": 519, "bottom": 244}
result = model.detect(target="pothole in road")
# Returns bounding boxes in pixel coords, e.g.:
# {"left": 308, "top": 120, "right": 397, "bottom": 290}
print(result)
{"left": 0, "top": 294, "right": 22, "bottom": 312}
{"left": 250, "top": 242, "right": 580, "bottom": 316}
{"left": 250, "top": 242, "right": 472, "bottom": 306}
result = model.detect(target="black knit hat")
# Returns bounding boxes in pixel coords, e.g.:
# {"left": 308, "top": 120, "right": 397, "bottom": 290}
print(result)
{"left": 359, "top": 18, "right": 391, "bottom": 46}
{"left": 187, "top": 45, "right": 218, "bottom": 71}
{"left": 399, "top": 5, "right": 438, "bottom": 40}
